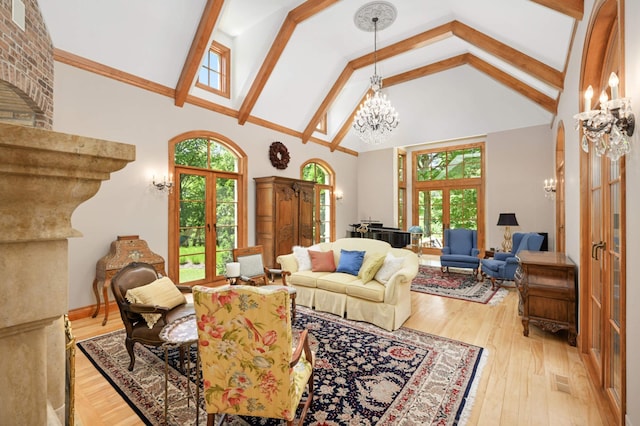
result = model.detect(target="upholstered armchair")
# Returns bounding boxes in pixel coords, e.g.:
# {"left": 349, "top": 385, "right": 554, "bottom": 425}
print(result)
{"left": 111, "top": 262, "right": 193, "bottom": 371}
{"left": 193, "top": 285, "right": 315, "bottom": 426}
{"left": 440, "top": 228, "right": 481, "bottom": 278}
{"left": 481, "top": 232, "right": 544, "bottom": 288}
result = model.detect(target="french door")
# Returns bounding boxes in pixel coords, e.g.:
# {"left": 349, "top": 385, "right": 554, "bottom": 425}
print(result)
{"left": 579, "top": 1, "right": 626, "bottom": 421}
{"left": 415, "top": 185, "right": 480, "bottom": 255}
{"left": 173, "top": 167, "right": 239, "bottom": 285}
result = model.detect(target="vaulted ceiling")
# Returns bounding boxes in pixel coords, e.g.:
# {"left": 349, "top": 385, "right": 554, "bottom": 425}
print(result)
{"left": 38, "top": 0, "right": 582, "bottom": 155}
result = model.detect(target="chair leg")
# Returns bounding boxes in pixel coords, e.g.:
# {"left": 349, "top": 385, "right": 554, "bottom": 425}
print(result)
{"left": 440, "top": 266, "right": 448, "bottom": 274}
{"left": 125, "top": 338, "right": 136, "bottom": 371}
{"left": 473, "top": 268, "right": 478, "bottom": 280}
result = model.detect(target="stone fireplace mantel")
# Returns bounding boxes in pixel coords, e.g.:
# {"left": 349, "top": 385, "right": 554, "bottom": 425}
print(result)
{"left": 0, "top": 122, "right": 135, "bottom": 425}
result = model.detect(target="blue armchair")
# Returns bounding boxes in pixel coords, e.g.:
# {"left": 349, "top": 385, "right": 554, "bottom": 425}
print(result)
{"left": 440, "top": 228, "right": 480, "bottom": 278}
{"left": 481, "top": 232, "right": 544, "bottom": 288}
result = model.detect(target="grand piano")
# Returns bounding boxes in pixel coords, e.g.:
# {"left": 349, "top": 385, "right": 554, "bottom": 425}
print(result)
{"left": 348, "top": 222, "right": 411, "bottom": 248}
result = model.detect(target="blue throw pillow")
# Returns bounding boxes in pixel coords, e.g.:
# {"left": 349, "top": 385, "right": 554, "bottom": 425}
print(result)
{"left": 336, "top": 249, "right": 366, "bottom": 276}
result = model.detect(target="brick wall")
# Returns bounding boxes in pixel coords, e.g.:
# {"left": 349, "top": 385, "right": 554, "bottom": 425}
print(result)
{"left": 0, "top": 0, "right": 53, "bottom": 129}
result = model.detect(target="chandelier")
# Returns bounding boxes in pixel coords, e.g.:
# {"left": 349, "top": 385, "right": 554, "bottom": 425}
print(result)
{"left": 574, "top": 72, "right": 635, "bottom": 161}
{"left": 353, "top": 2, "right": 399, "bottom": 145}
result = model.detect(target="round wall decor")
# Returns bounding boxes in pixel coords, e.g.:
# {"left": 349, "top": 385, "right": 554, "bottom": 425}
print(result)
{"left": 269, "top": 141, "right": 290, "bottom": 169}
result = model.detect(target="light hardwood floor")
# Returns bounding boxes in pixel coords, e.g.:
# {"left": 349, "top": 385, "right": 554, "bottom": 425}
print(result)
{"left": 71, "top": 257, "right": 616, "bottom": 426}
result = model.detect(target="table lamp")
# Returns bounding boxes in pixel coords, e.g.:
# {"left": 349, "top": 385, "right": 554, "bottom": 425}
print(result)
{"left": 497, "top": 213, "right": 519, "bottom": 252}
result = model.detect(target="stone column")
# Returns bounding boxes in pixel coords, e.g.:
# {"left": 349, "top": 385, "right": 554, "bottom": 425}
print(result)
{"left": 0, "top": 123, "right": 135, "bottom": 425}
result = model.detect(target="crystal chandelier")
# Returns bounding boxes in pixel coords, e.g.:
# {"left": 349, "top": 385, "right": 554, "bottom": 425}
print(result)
{"left": 573, "top": 72, "right": 635, "bottom": 161}
{"left": 353, "top": 8, "right": 399, "bottom": 145}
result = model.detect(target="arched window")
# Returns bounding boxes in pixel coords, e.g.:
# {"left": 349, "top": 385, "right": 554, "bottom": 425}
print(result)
{"left": 168, "top": 131, "right": 247, "bottom": 285}
{"left": 301, "top": 160, "right": 335, "bottom": 243}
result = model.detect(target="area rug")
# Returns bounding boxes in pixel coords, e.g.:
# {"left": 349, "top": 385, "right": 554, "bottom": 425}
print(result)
{"left": 78, "top": 307, "right": 486, "bottom": 426}
{"left": 411, "top": 265, "right": 508, "bottom": 305}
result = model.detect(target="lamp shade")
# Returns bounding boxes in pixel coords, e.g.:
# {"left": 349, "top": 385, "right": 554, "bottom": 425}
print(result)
{"left": 497, "top": 213, "right": 519, "bottom": 226}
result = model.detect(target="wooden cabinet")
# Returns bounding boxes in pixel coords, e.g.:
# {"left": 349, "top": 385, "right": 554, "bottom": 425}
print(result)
{"left": 514, "top": 250, "right": 577, "bottom": 346}
{"left": 254, "top": 176, "right": 314, "bottom": 268}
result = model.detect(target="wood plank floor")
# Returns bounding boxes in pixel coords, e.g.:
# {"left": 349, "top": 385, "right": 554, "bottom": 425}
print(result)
{"left": 71, "top": 258, "right": 616, "bottom": 425}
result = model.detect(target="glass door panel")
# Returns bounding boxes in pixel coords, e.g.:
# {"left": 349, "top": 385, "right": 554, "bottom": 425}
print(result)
{"left": 449, "top": 188, "right": 478, "bottom": 230}
{"left": 317, "top": 187, "right": 331, "bottom": 243}
{"left": 215, "top": 177, "right": 238, "bottom": 276}
{"left": 417, "top": 190, "right": 443, "bottom": 252}
{"left": 178, "top": 173, "right": 206, "bottom": 284}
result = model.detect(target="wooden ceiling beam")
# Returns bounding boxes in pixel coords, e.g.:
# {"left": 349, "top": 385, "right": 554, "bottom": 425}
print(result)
{"left": 303, "top": 22, "right": 456, "bottom": 143}
{"left": 466, "top": 55, "right": 558, "bottom": 113}
{"left": 529, "top": 0, "right": 584, "bottom": 20}
{"left": 237, "top": 0, "right": 339, "bottom": 125}
{"left": 174, "top": 0, "right": 225, "bottom": 107}
{"left": 329, "top": 52, "right": 557, "bottom": 150}
{"left": 451, "top": 21, "right": 564, "bottom": 90}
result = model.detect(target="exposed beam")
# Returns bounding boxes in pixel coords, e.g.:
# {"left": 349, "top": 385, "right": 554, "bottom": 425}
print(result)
{"left": 329, "top": 55, "right": 468, "bottom": 151}
{"left": 302, "top": 22, "right": 456, "bottom": 143}
{"left": 304, "top": 20, "right": 564, "bottom": 144}
{"left": 237, "top": 0, "right": 339, "bottom": 125}
{"left": 466, "top": 55, "right": 557, "bottom": 113}
{"left": 529, "top": 0, "right": 583, "bottom": 20}
{"left": 174, "top": 0, "right": 225, "bottom": 107}
{"left": 451, "top": 21, "right": 564, "bottom": 90}
{"left": 329, "top": 53, "right": 558, "bottom": 150}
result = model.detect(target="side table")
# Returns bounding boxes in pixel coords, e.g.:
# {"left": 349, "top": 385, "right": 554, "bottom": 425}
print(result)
{"left": 159, "top": 314, "right": 200, "bottom": 425}
{"left": 92, "top": 235, "right": 165, "bottom": 325}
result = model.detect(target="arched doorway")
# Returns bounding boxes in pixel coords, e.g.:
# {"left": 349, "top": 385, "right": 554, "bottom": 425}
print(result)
{"left": 578, "top": 0, "right": 626, "bottom": 422}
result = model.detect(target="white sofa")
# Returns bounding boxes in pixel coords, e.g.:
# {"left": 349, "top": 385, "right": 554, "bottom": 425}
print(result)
{"left": 276, "top": 238, "right": 419, "bottom": 331}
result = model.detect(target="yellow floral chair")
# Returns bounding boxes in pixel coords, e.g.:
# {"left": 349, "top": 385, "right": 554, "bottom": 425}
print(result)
{"left": 193, "top": 285, "right": 314, "bottom": 426}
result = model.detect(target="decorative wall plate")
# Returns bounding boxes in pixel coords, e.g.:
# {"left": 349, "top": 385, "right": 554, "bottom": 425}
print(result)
{"left": 269, "top": 141, "right": 290, "bottom": 169}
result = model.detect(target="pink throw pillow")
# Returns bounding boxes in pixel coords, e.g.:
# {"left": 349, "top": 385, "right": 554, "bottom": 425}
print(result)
{"left": 309, "top": 250, "right": 336, "bottom": 272}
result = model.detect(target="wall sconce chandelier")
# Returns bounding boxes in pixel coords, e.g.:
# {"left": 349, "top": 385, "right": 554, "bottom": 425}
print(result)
{"left": 152, "top": 175, "right": 174, "bottom": 193}
{"left": 574, "top": 72, "right": 635, "bottom": 161}
{"left": 543, "top": 178, "right": 556, "bottom": 198}
{"left": 352, "top": 2, "right": 399, "bottom": 145}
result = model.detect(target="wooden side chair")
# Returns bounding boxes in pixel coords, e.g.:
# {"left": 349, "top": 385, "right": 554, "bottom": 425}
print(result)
{"left": 233, "top": 245, "right": 297, "bottom": 320}
{"left": 193, "top": 285, "right": 315, "bottom": 426}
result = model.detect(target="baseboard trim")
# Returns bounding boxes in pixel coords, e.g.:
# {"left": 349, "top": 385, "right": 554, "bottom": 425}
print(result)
{"left": 68, "top": 301, "right": 118, "bottom": 321}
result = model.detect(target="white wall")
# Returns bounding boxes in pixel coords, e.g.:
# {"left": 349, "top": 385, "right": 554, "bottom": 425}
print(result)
{"left": 52, "top": 62, "right": 359, "bottom": 311}
{"left": 623, "top": 0, "right": 640, "bottom": 422}
{"left": 484, "top": 125, "right": 555, "bottom": 249}
{"left": 357, "top": 148, "right": 396, "bottom": 226}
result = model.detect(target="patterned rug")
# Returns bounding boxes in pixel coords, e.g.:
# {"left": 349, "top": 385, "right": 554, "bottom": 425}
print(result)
{"left": 78, "top": 307, "right": 486, "bottom": 426}
{"left": 411, "top": 265, "right": 508, "bottom": 305}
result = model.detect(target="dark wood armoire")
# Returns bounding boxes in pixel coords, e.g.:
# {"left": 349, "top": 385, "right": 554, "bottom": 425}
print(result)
{"left": 254, "top": 176, "right": 314, "bottom": 268}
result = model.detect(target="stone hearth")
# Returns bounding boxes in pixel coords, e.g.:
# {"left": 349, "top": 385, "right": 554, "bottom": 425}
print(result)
{"left": 0, "top": 122, "right": 135, "bottom": 424}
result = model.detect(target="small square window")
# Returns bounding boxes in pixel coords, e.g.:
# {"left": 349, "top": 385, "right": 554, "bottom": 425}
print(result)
{"left": 196, "top": 41, "right": 230, "bottom": 98}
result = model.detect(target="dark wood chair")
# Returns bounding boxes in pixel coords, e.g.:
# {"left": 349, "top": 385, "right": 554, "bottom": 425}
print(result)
{"left": 232, "top": 246, "right": 297, "bottom": 320}
{"left": 110, "top": 262, "right": 193, "bottom": 371}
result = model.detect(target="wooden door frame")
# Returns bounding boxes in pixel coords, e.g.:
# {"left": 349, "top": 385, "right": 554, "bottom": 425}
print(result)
{"left": 578, "top": 0, "right": 626, "bottom": 422}
{"left": 555, "top": 121, "right": 566, "bottom": 253}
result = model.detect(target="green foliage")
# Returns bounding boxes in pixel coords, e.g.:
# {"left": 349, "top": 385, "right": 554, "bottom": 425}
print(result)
{"left": 303, "top": 162, "right": 329, "bottom": 184}
{"left": 174, "top": 137, "right": 240, "bottom": 283}
{"left": 416, "top": 147, "right": 482, "bottom": 181}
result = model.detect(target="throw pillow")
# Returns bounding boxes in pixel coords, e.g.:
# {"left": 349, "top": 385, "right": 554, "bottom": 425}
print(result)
{"left": 309, "top": 250, "right": 336, "bottom": 272}
{"left": 292, "top": 246, "right": 312, "bottom": 271}
{"left": 125, "top": 276, "right": 186, "bottom": 328}
{"left": 358, "top": 252, "right": 386, "bottom": 283}
{"left": 292, "top": 244, "right": 320, "bottom": 271}
{"left": 336, "top": 249, "right": 366, "bottom": 276}
{"left": 375, "top": 253, "right": 405, "bottom": 285}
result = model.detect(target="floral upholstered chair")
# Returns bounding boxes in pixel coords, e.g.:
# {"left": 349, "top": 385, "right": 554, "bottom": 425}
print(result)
{"left": 193, "top": 285, "right": 314, "bottom": 426}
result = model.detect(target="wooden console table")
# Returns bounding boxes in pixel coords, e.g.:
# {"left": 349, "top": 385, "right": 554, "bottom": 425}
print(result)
{"left": 514, "top": 250, "right": 577, "bottom": 346}
{"left": 92, "top": 235, "right": 166, "bottom": 325}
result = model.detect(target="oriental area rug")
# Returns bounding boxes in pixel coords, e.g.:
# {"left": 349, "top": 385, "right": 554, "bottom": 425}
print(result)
{"left": 411, "top": 265, "right": 508, "bottom": 305}
{"left": 78, "top": 307, "right": 486, "bottom": 426}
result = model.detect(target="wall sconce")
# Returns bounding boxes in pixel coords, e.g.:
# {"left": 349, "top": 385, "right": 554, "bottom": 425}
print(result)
{"left": 574, "top": 72, "right": 635, "bottom": 161}
{"left": 335, "top": 190, "right": 344, "bottom": 200}
{"left": 152, "top": 175, "right": 174, "bottom": 193}
{"left": 543, "top": 178, "right": 556, "bottom": 198}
